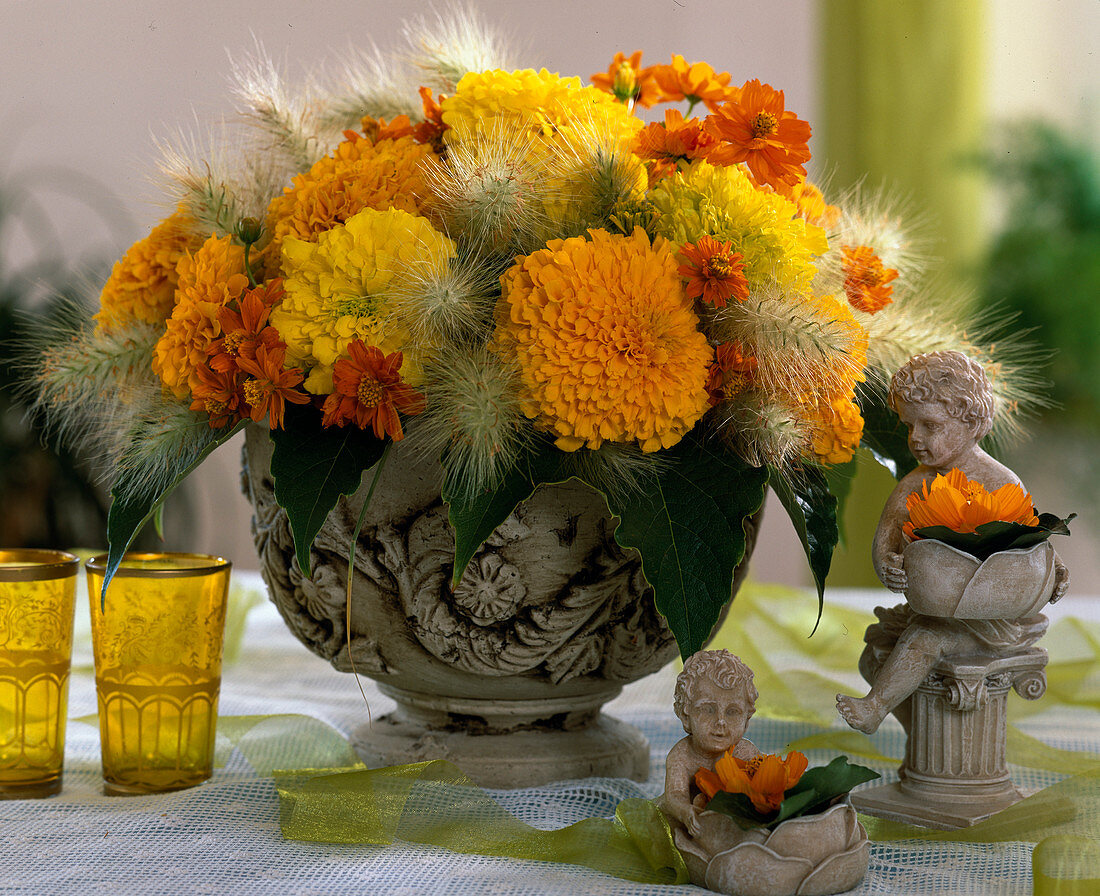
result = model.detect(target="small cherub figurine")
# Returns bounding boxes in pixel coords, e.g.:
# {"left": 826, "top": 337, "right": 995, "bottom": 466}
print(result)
{"left": 661, "top": 649, "right": 759, "bottom": 838}
{"left": 836, "top": 351, "right": 1069, "bottom": 735}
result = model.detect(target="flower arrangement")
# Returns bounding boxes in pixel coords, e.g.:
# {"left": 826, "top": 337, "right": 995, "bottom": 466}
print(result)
{"left": 904, "top": 468, "right": 1072, "bottom": 561}
{"left": 695, "top": 750, "right": 877, "bottom": 830}
{"left": 35, "top": 9, "right": 1041, "bottom": 656}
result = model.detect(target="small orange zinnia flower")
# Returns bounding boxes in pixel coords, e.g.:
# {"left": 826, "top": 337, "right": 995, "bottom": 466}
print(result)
{"left": 212, "top": 283, "right": 283, "bottom": 368}
{"left": 651, "top": 54, "right": 735, "bottom": 112}
{"left": 904, "top": 468, "right": 1039, "bottom": 541}
{"left": 359, "top": 115, "right": 416, "bottom": 143}
{"left": 678, "top": 236, "right": 749, "bottom": 308}
{"left": 695, "top": 750, "right": 809, "bottom": 815}
{"left": 705, "top": 79, "right": 812, "bottom": 189}
{"left": 785, "top": 180, "right": 841, "bottom": 228}
{"left": 190, "top": 365, "right": 245, "bottom": 430}
{"left": 235, "top": 343, "right": 310, "bottom": 430}
{"left": 591, "top": 51, "right": 663, "bottom": 108}
{"left": 842, "top": 245, "right": 898, "bottom": 314}
{"left": 321, "top": 342, "right": 426, "bottom": 439}
{"left": 634, "top": 109, "right": 718, "bottom": 181}
{"left": 706, "top": 341, "right": 758, "bottom": 406}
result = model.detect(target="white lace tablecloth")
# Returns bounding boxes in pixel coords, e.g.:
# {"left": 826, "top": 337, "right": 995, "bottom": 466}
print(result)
{"left": 1, "top": 577, "right": 1096, "bottom": 896}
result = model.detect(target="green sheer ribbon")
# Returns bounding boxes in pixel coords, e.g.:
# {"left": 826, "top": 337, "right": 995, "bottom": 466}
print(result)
{"left": 275, "top": 761, "right": 687, "bottom": 884}
{"left": 219, "top": 582, "right": 1100, "bottom": 888}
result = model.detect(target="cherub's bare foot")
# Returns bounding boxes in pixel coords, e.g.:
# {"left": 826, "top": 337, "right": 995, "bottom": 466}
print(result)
{"left": 836, "top": 693, "right": 886, "bottom": 735}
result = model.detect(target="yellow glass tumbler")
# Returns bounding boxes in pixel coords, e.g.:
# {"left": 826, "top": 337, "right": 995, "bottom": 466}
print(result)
{"left": 0, "top": 549, "right": 79, "bottom": 799}
{"left": 86, "top": 552, "right": 231, "bottom": 795}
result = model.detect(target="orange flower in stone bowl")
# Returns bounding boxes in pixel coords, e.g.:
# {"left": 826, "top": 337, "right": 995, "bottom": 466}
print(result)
{"left": 904, "top": 468, "right": 1038, "bottom": 542}
{"left": 696, "top": 750, "right": 809, "bottom": 815}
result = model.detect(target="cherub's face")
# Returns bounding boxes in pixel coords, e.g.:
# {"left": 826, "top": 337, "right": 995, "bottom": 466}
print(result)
{"left": 687, "top": 679, "right": 751, "bottom": 755}
{"left": 896, "top": 399, "right": 975, "bottom": 471}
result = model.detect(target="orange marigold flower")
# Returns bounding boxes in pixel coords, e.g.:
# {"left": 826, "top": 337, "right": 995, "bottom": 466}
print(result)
{"left": 651, "top": 54, "right": 735, "bottom": 111}
{"left": 634, "top": 109, "right": 718, "bottom": 181}
{"left": 321, "top": 342, "right": 426, "bottom": 439}
{"left": 803, "top": 388, "right": 865, "bottom": 465}
{"left": 678, "top": 235, "right": 749, "bottom": 308}
{"left": 235, "top": 343, "right": 310, "bottom": 430}
{"left": 495, "top": 227, "right": 712, "bottom": 453}
{"left": 904, "top": 468, "right": 1038, "bottom": 541}
{"left": 591, "top": 51, "right": 663, "bottom": 108}
{"left": 152, "top": 234, "right": 250, "bottom": 400}
{"left": 190, "top": 364, "right": 245, "bottom": 429}
{"left": 695, "top": 749, "right": 809, "bottom": 815}
{"left": 413, "top": 86, "right": 448, "bottom": 153}
{"left": 705, "top": 79, "right": 812, "bottom": 189}
{"left": 842, "top": 245, "right": 899, "bottom": 314}
{"left": 95, "top": 207, "right": 199, "bottom": 330}
{"left": 706, "top": 341, "right": 758, "bottom": 406}
{"left": 261, "top": 130, "right": 439, "bottom": 278}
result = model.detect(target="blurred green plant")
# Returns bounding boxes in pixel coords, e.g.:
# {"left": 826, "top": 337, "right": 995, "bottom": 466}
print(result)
{"left": 0, "top": 156, "right": 187, "bottom": 550}
{"left": 980, "top": 121, "right": 1100, "bottom": 424}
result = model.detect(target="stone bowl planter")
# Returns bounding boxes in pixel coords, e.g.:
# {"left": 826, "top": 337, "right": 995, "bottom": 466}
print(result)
{"left": 675, "top": 800, "right": 869, "bottom": 896}
{"left": 240, "top": 426, "right": 759, "bottom": 788}
{"left": 902, "top": 539, "right": 1056, "bottom": 619}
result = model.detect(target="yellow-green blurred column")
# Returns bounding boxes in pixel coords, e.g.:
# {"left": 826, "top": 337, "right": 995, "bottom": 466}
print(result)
{"left": 819, "top": 0, "right": 988, "bottom": 585}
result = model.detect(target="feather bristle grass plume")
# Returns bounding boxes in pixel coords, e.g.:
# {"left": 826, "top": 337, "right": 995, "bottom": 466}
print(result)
{"left": 713, "top": 287, "right": 866, "bottom": 400}
{"left": 153, "top": 121, "right": 289, "bottom": 238}
{"left": 316, "top": 43, "right": 422, "bottom": 133}
{"left": 423, "top": 126, "right": 556, "bottom": 257}
{"left": 389, "top": 250, "right": 497, "bottom": 347}
{"left": 228, "top": 42, "right": 337, "bottom": 170}
{"left": 712, "top": 396, "right": 809, "bottom": 472}
{"left": 863, "top": 286, "right": 1049, "bottom": 447}
{"left": 815, "top": 184, "right": 932, "bottom": 294}
{"left": 562, "top": 443, "right": 665, "bottom": 506}
{"left": 400, "top": 4, "right": 516, "bottom": 93}
{"left": 417, "top": 347, "right": 530, "bottom": 499}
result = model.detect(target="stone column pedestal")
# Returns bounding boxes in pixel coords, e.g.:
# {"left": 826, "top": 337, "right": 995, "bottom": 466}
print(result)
{"left": 853, "top": 645, "right": 1050, "bottom": 829}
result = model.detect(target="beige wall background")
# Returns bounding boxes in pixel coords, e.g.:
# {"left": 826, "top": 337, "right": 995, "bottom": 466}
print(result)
{"left": 2, "top": 0, "right": 1097, "bottom": 585}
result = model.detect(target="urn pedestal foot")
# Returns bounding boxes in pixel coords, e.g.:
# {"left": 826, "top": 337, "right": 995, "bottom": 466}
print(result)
{"left": 349, "top": 683, "right": 649, "bottom": 788}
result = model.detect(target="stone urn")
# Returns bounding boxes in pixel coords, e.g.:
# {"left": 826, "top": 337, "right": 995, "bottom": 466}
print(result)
{"left": 241, "top": 426, "right": 758, "bottom": 788}
{"left": 675, "top": 800, "right": 870, "bottom": 896}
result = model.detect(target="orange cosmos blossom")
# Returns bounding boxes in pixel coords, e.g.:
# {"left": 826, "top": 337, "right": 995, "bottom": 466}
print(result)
{"left": 591, "top": 51, "right": 663, "bottom": 107}
{"left": 235, "top": 343, "right": 310, "bottom": 430}
{"left": 634, "top": 109, "right": 718, "bottom": 181}
{"left": 842, "top": 245, "right": 898, "bottom": 314}
{"left": 677, "top": 235, "right": 749, "bottom": 308}
{"left": 650, "top": 54, "right": 735, "bottom": 111}
{"left": 705, "top": 79, "right": 812, "bottom": 189}
{"left": 695, "top": 749, "right": 809, "bottom": 815}
{"left": 321, "top": 341, "right": 426, "bottom": 439}
{"left": 904, "top": 468, "right": 1039, "bottom": 541}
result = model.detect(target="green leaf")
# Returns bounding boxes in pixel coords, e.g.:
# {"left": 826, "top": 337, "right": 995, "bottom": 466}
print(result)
{"left": 857, "top": 381, "right": 917, "bottom": 479}
{"left": 781, "top": 755, "right": 880, "bottom": 818}
{"left": 823, "top": 457, "right": 858, "bottom": 545}
{"left": 605, "top": 430, "right": 768, "bottom": 659}
{"left": 913, "top": 512, "right": 1075, "bottom": 561}
{"left": 703, "top": 791, "right": 773, "bottom": 830}
{"left": 269, "top": 403, "right": 388, "bottom": 575}
{"left": 103, "top": 421, "right": 246, "bottom": 604}
{"left": 768, "top": 465, "right": 839, "bottom": 623}
{"left": 444, "top": 437, "right": 570, "bottom": 586}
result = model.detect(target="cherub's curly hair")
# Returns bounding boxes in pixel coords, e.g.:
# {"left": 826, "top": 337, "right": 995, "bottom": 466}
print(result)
{"left": 888, "top": 351, "right": 995, "bottom": 439}
{"left": 673, "top": 649, "right": 757, "bottom": 731}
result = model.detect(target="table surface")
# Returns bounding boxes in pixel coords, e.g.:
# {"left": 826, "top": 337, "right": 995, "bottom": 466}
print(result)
{"left": 2, "top": 577, "right": 1097, "bottom": 896}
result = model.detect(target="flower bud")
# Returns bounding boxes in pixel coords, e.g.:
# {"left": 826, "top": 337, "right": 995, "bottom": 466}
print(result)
{"left": 236, "top": 216, "right": 263, "bottom": 245}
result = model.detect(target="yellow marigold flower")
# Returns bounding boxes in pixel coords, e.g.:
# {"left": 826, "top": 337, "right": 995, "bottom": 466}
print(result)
{"left": 495, "top": 227, "right": 712, "bottom": 452}
{"left": 261, "top": 131, "right": 439, "bottom": 277}
{"left": 152, "top": 234, "right": 250, "bottom": 400}
{"left": 801, "top": 388, "right": 864, "bottom": 465}
{"left": 442, "top": 68, "right": 642, "bottom": 152}
{"left": 649, "top": 161, "right": 826, "bottom": 294}
{"left": 95, "top": 208, "right": 199, "bottom": 330}
{"left": 272, "top": 207, "right": 455, "bottom": 395}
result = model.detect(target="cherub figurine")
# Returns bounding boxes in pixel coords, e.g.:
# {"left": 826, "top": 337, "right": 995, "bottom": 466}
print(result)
{"left": 661, "top": 649, "right": 759, "bottom": 838}
{"left": 836, "top": 351, "right": 1069, "bottom": 735}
